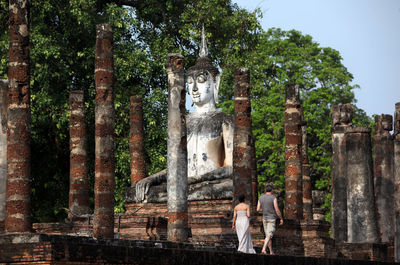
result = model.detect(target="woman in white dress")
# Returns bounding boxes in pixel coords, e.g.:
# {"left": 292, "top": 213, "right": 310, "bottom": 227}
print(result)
{"left": 232, "top": 194, "right": 256, "bottom": 254}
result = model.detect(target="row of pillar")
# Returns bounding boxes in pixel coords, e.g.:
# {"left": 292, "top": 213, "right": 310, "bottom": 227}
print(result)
{"left": 0, "top": 19, "right": 257, "bottom": 242}
{"left": 0, "top": 16, "right": 119, "bottom": 238}
{"left": 330, "top": 103, "right": 400, "bottom": 261}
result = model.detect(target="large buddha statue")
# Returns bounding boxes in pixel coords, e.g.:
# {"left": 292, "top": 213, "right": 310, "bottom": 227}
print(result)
{"left": 126, "top": 28, "right": 234, "bottom": 203}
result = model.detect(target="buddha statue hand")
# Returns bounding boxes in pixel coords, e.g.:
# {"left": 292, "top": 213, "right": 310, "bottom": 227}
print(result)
{"left": 135, "top": 169, "right": 167, "bottom": 202}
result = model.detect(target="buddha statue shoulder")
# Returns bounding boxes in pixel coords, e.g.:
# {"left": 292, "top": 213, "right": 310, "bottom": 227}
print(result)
{"left": 126, "top": 27, "right": 234, "bottom": 203}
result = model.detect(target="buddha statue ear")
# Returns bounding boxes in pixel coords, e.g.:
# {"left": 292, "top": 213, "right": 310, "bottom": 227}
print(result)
{"left": 214, "top": 72, "right": 221, "bottom": 104}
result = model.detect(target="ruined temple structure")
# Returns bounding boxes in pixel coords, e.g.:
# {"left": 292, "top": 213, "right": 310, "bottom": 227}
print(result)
{"left": 394, "top": 103, "right": 400, "bottom": 261}
{"left": 1, "top": 10, "right": 400, "bottom": 262}
{"left": 329, "top": 103, "right": 400, "bottom": 262}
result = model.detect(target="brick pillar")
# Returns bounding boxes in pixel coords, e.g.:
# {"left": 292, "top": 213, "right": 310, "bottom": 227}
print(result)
{"left": 166, "top": 53, "right": 188, "bottom": 242}
{"left": 129, "top": 95, "right": 146, "bottom": 185}
{"left": 373, "top": 114, "right": 394, "bottom": 243}
{"left": 0, "top": 80, "right": 8, "bottom": 231}
{"left": 301, "top": 110, "right": 312, "bottom": 220}
{"left": 251, "top": 136, "right": 258, "bottom": 213}
{"left": 68, "top": 90, "right": 89, "bottom": 219}
{"left": 233, "top": 68, "right": 253, "bottom": 209}
{"left": 346, "top": 127, "right": 378, "bottom": 243}
{"left": 393, "top": 103, "right": 400, "bottom": 261}
{"left": 284, "top": 83, "right": 302, "bottom": 220}
{"left": 6, "top": 0, "right": 31, "bottom": 233}
{"left": 93, "top": 24, "right": 115, "bottom": 239}
{"left": 330, "top": 104, "right": 352, "bottom": 242}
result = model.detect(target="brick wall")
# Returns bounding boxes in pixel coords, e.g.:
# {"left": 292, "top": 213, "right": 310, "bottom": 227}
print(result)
{"left": 0, "top": 235, "right": 397, "bottom": 265}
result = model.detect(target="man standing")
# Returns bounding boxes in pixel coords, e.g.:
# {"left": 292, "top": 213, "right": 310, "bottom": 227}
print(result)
{"left": 257, "top": 184, "right": 283, "bottom": 255}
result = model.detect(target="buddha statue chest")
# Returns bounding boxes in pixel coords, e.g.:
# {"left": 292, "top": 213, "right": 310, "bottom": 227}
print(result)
{"left": 187, "top": 111, "right": 233, "bottom": 178}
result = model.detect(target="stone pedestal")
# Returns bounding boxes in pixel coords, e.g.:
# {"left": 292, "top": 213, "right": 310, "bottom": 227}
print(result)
{"left": 94, "top": 24, "right": 115, "bottom": 239}
{"left": 346, "top": 127, "right": 378, "bottom": 243}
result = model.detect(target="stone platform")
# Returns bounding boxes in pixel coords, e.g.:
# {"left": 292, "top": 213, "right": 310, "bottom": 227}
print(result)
{"left": 29, "top": 200, "right": 393, "bottom": 262}
{"left": 0, "top": 234, "right": 397, "bottom": 265}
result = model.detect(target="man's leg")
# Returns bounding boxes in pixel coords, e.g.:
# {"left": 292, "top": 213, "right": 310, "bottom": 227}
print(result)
{"left": 262, "top": 235, "right": 271, "bottom": 254}
{"left": 268, "top": 238, "right": 274, "bottom": 255}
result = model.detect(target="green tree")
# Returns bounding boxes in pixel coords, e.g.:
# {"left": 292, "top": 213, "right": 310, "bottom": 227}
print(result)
{"left": 220, "top": 28, "right": 371, "bottom": 207}
{"left": 0, "top": 0, "right": 371, "bottom": 222}
{"left": 0, "top": 0, "right": 261, "bottom": 220}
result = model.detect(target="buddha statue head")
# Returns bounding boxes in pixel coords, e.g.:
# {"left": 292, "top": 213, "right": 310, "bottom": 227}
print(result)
{"left": 187, "top": 26, "right": 221, "bottom": 112}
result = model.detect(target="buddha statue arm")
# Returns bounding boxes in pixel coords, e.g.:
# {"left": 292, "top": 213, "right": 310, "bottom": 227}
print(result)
{"left": 135, "top": 169, "right": 167, "bottom": 202}
{"left": 222, "top": 121, "right": 234, "bottom": 168}
{"left": 187, "top": 165, "right": 232, "bottom": 185}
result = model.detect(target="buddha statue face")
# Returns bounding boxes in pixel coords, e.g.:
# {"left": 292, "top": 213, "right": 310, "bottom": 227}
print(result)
{"left": 187, "top": 70, "right": 219, "bottom": 107}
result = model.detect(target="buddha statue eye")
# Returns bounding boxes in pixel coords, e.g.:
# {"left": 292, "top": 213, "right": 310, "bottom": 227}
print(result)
{"left": 187, "top": 76, "right": 194, "bottom": 84}
{"left": 197, "top": 74, "right": 206, "bottom": 83}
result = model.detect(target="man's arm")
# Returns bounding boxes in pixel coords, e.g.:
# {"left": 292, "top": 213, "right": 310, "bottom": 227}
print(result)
{"left": 273, "top": 198, "right": 283, "bottom": 225}
{"left": 256, "top": 200, "right": 261, "bottom": 212}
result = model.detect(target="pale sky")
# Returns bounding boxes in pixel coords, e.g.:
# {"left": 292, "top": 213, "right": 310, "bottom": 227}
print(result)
{"left": 233, "top": 0, "right": 400, "bottom": 118}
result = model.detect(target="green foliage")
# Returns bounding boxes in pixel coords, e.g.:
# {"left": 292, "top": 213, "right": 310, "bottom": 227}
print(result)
{"left": 220, "top": 28, "right": 371, "bottom": 202}
{"left": 0, "top": 0, "right": 371, "bottom": 222}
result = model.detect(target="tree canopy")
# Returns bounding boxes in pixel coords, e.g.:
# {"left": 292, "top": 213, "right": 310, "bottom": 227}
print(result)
{"left": 0, "top": 0, "right": 371, "bottom": 221}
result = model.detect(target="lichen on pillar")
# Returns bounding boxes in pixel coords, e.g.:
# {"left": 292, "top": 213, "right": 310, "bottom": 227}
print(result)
{"left": 284, "top": 83, "right": 303, "bottom": 220}
{"left": 93, "top": 24, "right": 115, "bottom": 239}
{"left": 68, "top": 90, "right": 89, "bottom": 219}
{"left": 129, "top": 95, "right": 146, "bottom": 185}
{"left": 330, "top": 103, "right": 353, "bottom": 242}
{"left": 393, "top": 102, "right": 400, "bottom": 261}
{"left": 346, "top": 126, "right": 378, "bottom": 243}
{"left": 233, "top": 68, "right": 254, "bottom": 209}
{"left": 0, "top": 80, "right": 8, "bottom": 231}
{"left": 6, "top": 0, "right": 31, "bottom": 233}
{"left": 166, "top": 53, "right": 188, "bottom": 242}
{"left": 373, "top": 114, "right": 394, "bottom": 243}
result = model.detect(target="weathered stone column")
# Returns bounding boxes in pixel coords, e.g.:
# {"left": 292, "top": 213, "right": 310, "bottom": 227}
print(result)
{"left": 233, "top": 68, "right": 253, "bottom": 209}
{"left": 393, "top": 103, "right": 400, "bottom": 261}
{"left": 284, "top": 83, "right": 303, "bottom": 220}
{"left": 346, "top": 126, "right": 378, "bottom": 243}
{"left": 0, "top": 80, "right": 8, "bottom": 231}
{"left": 166, "top": 53, "right": 188, "bottom": 242}
{"left": 93, "top": 24, "right": 115, "bottom": 239}
{"left": 68, "top": 90, "right": 89, "bottom": 219}
{"left": 6, "top": 0, "right": 31, "bottom": 233}
{"left": 129, "top": 95, "right": 146, "bottom": 185}
{"left": 373, "top": 114, "right": 394, "bottom": 243}
{"left": 330, "top": 103, "right": 352, "bottom": 242}
{"left": 301, "top": 113, "right": 312, "bottom": 220}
